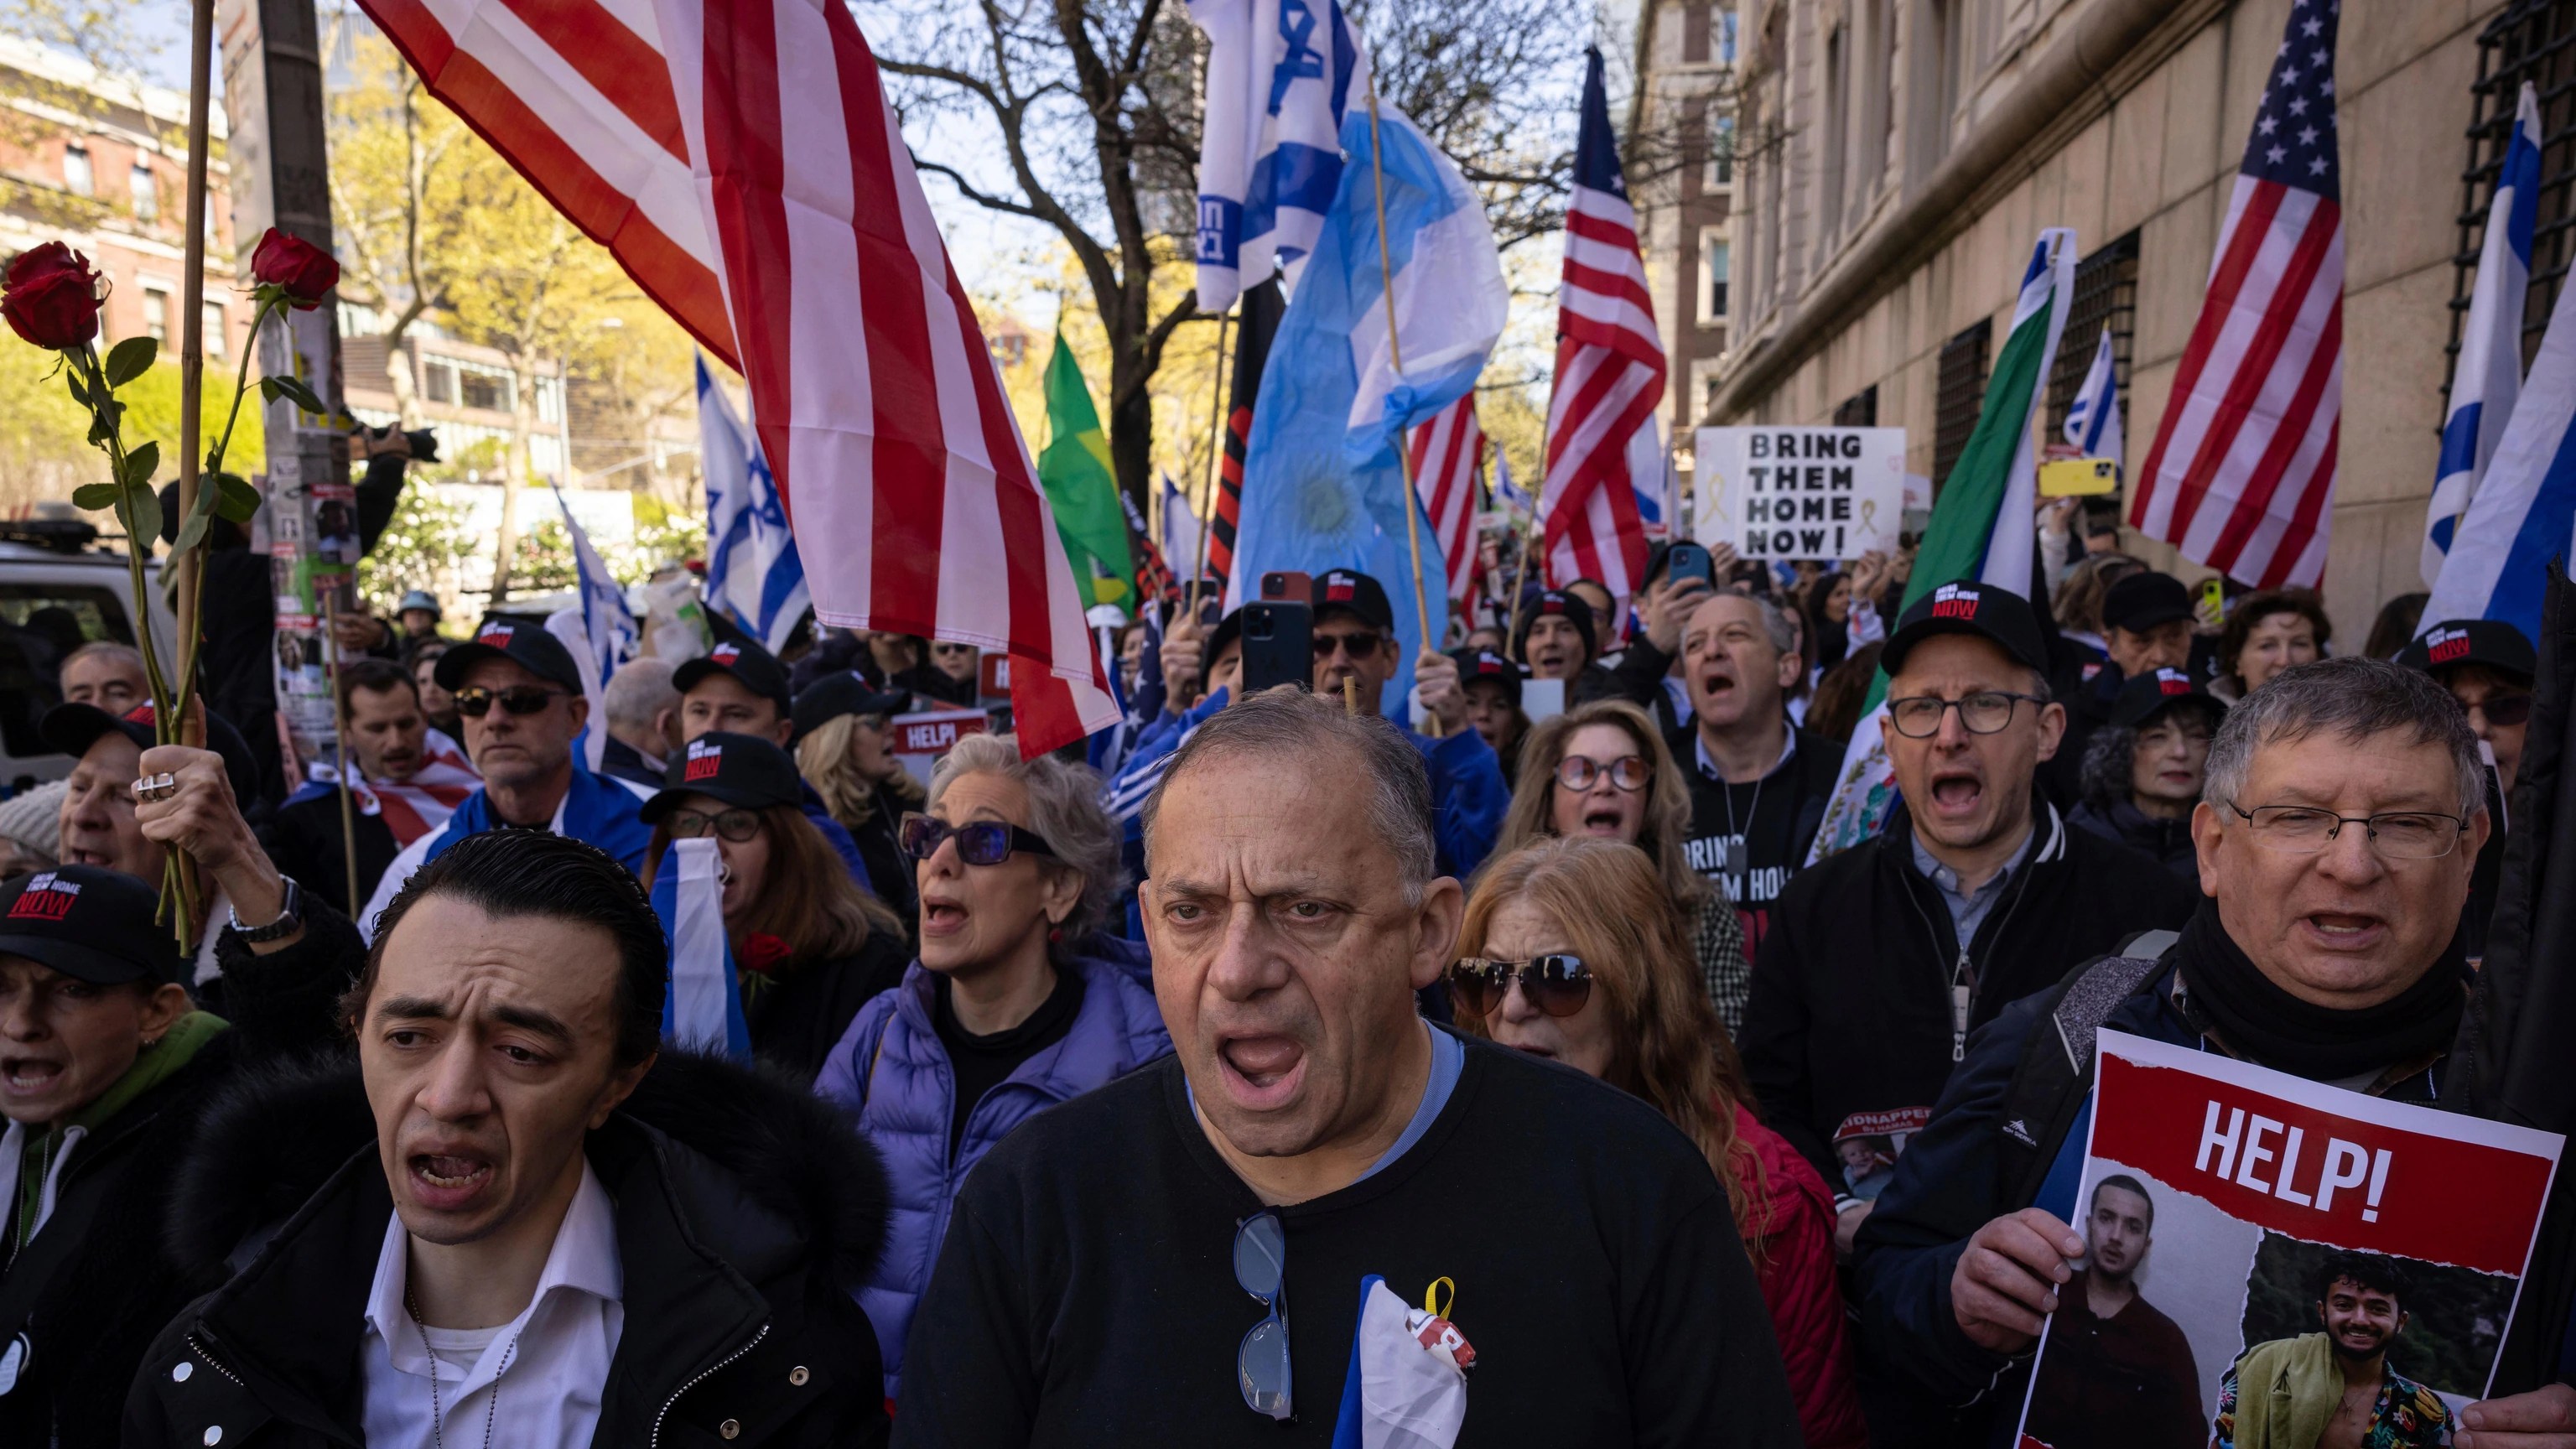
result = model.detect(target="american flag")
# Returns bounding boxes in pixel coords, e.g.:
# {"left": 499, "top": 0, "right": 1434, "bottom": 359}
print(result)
{"left": 1409, "top": 393, "right": 1484, "bottom": 611}
{"left": 2127, "top": 0, "right": 2343, "bottom": 588}
{"left": 1541, "top": 47, "right": 1666, "bottom": 602}
{"left": 1119, "top": 486, "right": 1179, "bottom": 604}
{"left": 354, "top": 0, "right": 1114, "bottom": 753}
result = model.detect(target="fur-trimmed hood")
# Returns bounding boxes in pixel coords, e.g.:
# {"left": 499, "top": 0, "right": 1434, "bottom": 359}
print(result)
{"left": 167, "top": 1046, "right": 891, "bottom": 1290}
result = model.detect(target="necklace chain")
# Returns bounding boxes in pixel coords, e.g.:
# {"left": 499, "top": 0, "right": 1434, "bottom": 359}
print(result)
{"left": 406, "top": 1288, "right": 508, "bottom": 1449}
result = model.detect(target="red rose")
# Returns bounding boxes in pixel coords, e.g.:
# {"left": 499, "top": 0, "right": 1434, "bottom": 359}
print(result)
{"left": 0, "top": 242, "right": 100, "bottom": 348}
{"left": 736, "top": 932, "right": 792, "bottom": 975}
{"left": 250, "top": 228, "right": 339, "bottom": 309}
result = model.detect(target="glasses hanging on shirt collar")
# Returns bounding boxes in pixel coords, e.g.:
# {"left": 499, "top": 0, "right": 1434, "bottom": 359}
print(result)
{"left": 1234, "top": 1210, "right": 1291, "bottom": 1420}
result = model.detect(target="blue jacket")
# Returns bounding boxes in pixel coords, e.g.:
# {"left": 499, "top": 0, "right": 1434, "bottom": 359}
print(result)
{"left": 1849, "top": 958, "right": 2450, "bottom": 1448}
{"left": 814, "top": 937, "right": 1169, "bottom": 1397}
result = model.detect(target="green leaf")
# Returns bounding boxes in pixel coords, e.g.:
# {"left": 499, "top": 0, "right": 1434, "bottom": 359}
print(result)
{"left": 126, "top": 480, "right": 162, "bottom": 546}
{"left": 172, "top": 512, "right": 209, "bottom": 553}
{"left": 257, "top": 376, "right": 278, "bottom": 402}
{"left": 65, "top": 368, "right": 90, "bottom": 407}
{"left": 214, "top": 472, "right": 261, "bottom": 523}
{"left": 71, "top": 482, "right": 117, "bottom": 510}
{"left": 268, "top": 373, "right": 326, "bottom": 415}
{"left": 103, "top": 335, "right": 156, "bottom": 388}
{"left": 121, "top": 440, "right": 159, "bottom": 491}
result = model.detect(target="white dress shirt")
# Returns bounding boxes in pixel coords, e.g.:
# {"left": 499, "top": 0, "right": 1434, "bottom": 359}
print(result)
{"left": 361, "top": 1161, "right": 625, "bottom": 1449}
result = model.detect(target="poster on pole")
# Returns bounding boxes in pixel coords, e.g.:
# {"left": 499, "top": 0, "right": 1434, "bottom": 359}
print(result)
{"left": 890, "top": 709, "right": 992, "bottom": 787}
{"left": 1694, "top": 426, "right": 1904, "bottom": 561}
{"left": 2014, "top": 1031, "right": 2563, "bottom": 1449}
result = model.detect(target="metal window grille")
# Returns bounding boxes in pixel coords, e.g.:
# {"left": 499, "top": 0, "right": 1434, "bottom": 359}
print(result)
{"left": 2044, "top": 230, "right": 2140, "bottom": 440}
{"left": 1833, "top": 385, "right": 1878, "bottom": 426}
{"left": 1933, "top": 319, "right": 1991, "bottom": 494}
{"left": 2448, "top": 0, "right": 2576, "bottom": 398}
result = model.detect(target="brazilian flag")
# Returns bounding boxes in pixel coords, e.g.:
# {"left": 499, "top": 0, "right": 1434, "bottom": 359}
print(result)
{"left": 1036, "top": 332, "right": 1133, "bottom": 610}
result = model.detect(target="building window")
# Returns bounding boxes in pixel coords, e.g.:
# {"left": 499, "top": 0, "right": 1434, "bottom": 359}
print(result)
{"left": 1699, "top": 231, "right": 1732, "bottom": 324}
{"left": 2044, "top": 230, "right": 2141, "bottom": 444}
{"left": 129, "top": 164, "right": 156, "bottom": 221}
{"left": 1707, "top": 113, "right": 1736, "bottom": 190}
{"left": 1933, "top": 319, "right": 1992, "bottom": 496}
{"left": 2449, "top": 0, "right": 2576, "bottom": 397}
{"left": 62, "top": 143, "right": 91, "bottom": 196}
{"left": 460, "top": 366, "right": 510, "bottom": 413}
{"left": 423, "top": 357, "right": 459, "bottom": 406}
{"left": 203, "top": 302, "right": 225, "bottom": 359}
{"left": 1716, "top": 8, "right": 1737, "bottom": 64}
{"left": 1834, "top": 386, "right": 1878, "bottom": 427}
{"left": 142, "top": 288, "right": 169, "bottom": 344}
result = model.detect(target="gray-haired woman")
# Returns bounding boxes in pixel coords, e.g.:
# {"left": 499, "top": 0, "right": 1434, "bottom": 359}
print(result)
{"left": 815, "top": 732, "right": 1170, "bottom": 1401}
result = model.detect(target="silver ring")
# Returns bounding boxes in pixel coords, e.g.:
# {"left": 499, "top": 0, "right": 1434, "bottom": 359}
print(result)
{"left": 131, "top": 772, "right": 177, "bottom": 803}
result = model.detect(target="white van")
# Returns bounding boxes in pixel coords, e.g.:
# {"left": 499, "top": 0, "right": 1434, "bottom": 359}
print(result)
{"left": 0, "top": 513, "right": 179, "bottom": 793}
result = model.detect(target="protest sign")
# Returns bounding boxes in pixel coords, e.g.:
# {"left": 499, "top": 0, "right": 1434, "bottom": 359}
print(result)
{"left": 1693, "top": 426, "right": 1904, "bottom": 560}
{"left": 890, "top": 708, "right": 992, "bottom": 786}
{"left": 2016, "top": 1031, "right": 2563, "bottom": 1449}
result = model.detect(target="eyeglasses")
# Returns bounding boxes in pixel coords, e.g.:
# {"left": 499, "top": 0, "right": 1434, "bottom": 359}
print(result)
{"left": 667, "top": 808, "right": 762, "bottom": 844}
{"left": 450, "top": 684, "right": 572, "bottom": 718}
{"left": 2464, "top": 692, "right": 2534, "bottom": 729}
{"left": 1555, "top": 753, "right": 1649, "bottom": 793}
{"left": 1885, "top": 691, "right": 2048, "bottom": 738}
{"left": 1311, "top": 630, "right": 1383, "bottom": 659}
{"left": 931, "top": 642, "right": 976, "bottom": 657}
{"left": 897, "top": 813, "right": 1058, "bottom": 865}
{"left": 1448, "top": 954, "right": 1593, "bottom": 1020}
{"left": 2227, "top": 804, "right": 2469, "bottom": 860}
{"left": 1234, "top": 1211, "right": 1291, "bottom": 1420}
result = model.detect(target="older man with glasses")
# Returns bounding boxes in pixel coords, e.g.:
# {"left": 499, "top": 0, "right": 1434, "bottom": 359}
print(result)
{"left": 358, "top": 619, "right": 654, "bottom": 936}
{"left": 1842, "top": 656, "right": 2576, "bottom": 1447}
{"left": 1738, "top": 581, "right": 2196, "bottom": 1275}
{"left": 891, "top": 687, "right": 1799, "bottom": 1447}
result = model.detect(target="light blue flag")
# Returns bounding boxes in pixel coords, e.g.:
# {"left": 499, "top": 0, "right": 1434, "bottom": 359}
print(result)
{"left": 652, "top": 834, "right": 750, "bottom": 1061}
{"left": 1227, "top": 95, "right": 1506, "bottom": 718}
{"left": 2424, "top": 82, "right": 2542, "bottom": 587}
{"left": 699, "top": 355, "right": 811, "bottom": 654}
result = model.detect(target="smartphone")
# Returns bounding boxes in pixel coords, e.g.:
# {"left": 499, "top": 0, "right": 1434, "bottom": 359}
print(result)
{"left": 1259, "top": 569, "right": 1311, "bottom": 603}
{"left": 1239, "top": 599, "right": 1313, "bottom": 694}
{"left": 2199, "top": 577, "right": 2225, "bottom": 620}
{"left": 1197, "top": 597, "right": 1223, "bottom": 629}
{"left": 1666, "top": 542, "right": 1714, "bottom": 590}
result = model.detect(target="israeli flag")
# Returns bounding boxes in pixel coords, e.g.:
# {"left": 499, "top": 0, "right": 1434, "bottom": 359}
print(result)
{"left": 699, "top": 355, "right": 810, "bottom": 654}
{"left": 2424, "top": 83, "right": 2542, "bottom": 587}
{"left": 1492, "top": 448, "right": 1534, "bottom": 517}
{"left": 2063, "top": 325, "right": 2123, "bottom": 465}
{"left": 547, "top": 488, "right": 637, "bottom": 774}
{"left": 1187, "top": 0, "right": 1370, "bottom": 313}
{"left": 1160, "top": 471, "right": 1204, "bottom": 583}
{"left": 652, "top": 836, "right": 750, "bottom": 1060}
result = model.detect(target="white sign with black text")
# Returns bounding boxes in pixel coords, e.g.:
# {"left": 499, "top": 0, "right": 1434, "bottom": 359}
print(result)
{"left": 1695, "top": 426, "right": 1905, "bottom": 561}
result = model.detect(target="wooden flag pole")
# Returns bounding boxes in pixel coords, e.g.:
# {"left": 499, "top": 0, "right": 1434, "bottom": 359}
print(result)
{"left": 1504, "top": 507, "right": 1538, "bottom": 661}
{"left": 1190, "top": 304, "right": 1233, "bottom": 617}
{"left": 320, "top": 590, "right": 361, "bottom": 914}
{"left": 1363, "top": 71, "right": 1443, "bottom": 731}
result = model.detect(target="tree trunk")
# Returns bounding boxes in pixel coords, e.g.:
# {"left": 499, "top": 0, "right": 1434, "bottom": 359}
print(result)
{"left": 490, "top": 352, "right": 540, "bottom": 603}
{"left": 385, "top": 333, "right": 421, "bottom": 428}
{"left": 1108, "top": 335, "right": 1155, "bottom": 521}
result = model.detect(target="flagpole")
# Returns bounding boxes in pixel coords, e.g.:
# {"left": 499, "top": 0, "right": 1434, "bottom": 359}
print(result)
{"left": 1504, "top": 496, "right": 1537, "bottom": 661}
{"left": 1362, "top": 70, "right": 1444, "bottom": 705}
{"left": 1191, "top": 304, "right": 1233, "bottom": 616}
{"left": 320, "top": 590, "right": 361, "bottom": 914}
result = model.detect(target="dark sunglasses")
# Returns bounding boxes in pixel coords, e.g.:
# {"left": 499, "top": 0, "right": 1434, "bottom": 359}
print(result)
{"left": 1555, "top": 753, "right": 1649, "bottom": 793}
{"left": 898, "top": 813, "right": 1057, "bottom": 866}
{"left": 1311, "top": 630, "right": 1383, "bottom": 658}
{"left": 451, "top": 683, "right": 572, "bottom": 717}
{"left": 1448, "top": 954, "right": 1592, "bottom": 1020}
{"left": 2468, "top": 692, "right": 2534, "bottom": 729}
{"left": 1234, "top": 1211, "right": 1291, "bottom": 1420}
{"left": 667, "top": 807, "right": 762, "bottom": 844}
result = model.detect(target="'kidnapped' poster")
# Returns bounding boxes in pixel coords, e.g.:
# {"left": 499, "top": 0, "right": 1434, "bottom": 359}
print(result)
{"left": 2016, "top": 1031, "right": 2563, "bottom": 1449}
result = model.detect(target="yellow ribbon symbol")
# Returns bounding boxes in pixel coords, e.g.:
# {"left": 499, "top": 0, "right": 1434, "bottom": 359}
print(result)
{"left": 1423, "top": 1276, "right": 1456, "bottom": 1320}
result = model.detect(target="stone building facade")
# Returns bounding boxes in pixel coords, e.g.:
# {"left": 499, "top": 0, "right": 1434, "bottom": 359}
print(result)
{"left": 1690, "top": 0, "right": 2527, "bottom": 639}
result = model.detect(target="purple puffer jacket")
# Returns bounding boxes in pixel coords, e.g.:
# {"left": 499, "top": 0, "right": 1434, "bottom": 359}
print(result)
{"left": 815, "top": 935, "right": 1169, "bottom": 1398}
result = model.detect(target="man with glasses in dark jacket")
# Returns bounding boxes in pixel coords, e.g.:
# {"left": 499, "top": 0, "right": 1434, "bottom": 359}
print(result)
{"left": 1740, "top": 581, "right": 2195, "bottom": 1267}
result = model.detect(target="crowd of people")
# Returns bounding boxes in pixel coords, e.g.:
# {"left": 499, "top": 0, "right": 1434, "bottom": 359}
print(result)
{"left": 3, "top": 496, "right": 2576, "bottom": 1448}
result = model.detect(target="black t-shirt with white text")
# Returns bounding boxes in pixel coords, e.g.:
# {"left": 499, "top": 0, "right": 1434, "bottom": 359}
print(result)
{"left": 1674, "top": 723, "right": 1845, "bottom": 963}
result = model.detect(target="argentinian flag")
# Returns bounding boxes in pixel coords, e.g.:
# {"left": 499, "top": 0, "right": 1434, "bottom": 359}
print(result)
{"left": 1187, "top": 0, "right": 1369, "bottom": 312}
{"left": 2424, "top": 82, "right": 2542, "bottom": 588}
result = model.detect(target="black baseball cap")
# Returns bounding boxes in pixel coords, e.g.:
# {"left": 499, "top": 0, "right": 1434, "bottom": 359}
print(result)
{"left": 1313, "top": 569, "right": 1394, "bottom": 631}
{"left": 434, "top": 616, "right": 586, "bottom": 694}
{"left": 1514, "top": 589, "right": 1598, "bottom": 664}
{"left": 2397, "top": 619, "right": 2537, "bottom": 683}
{"left": 1883, "top": 580, "right": 2051, "bottom": 677}
{"left": 0, "top": 865, "right": 188, "bottom": 985}
{"left": 2110, "top": 667, "right": 2226, "bottom": 729}
{"left": 41, "top": 698, "right": 262, "bottom": 808}
{"left": 790, "top": 671, "right": 912, "bottom": 741}
{"left": 674, "top": 636, "right": 793, "bottom": 714}
{"left": 1452, "top": 647, "right": 1523, "bottom": 706}
{"left": 641, "top": 731, "right": 805, "bottom": 822}
{"left": 2101, "top": 571, "right": 2194, "bottom": 635}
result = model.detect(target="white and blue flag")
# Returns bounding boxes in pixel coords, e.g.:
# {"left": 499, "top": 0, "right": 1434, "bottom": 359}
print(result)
{"left": 1187, "top": 0, "right": 1370, "bottom": 312}
{"left": 2063, "top": 325, "right": 2123, "bottom": 465}
{"left": 699, "top": 355, "right": 810, "bottom": 655}
{"left": 1160, "top": 471, "right": 1205, "bottom": 584}
{"left": 1225, "top": 91, "right": 1506, "bottom": 714}
{"left": 2425, "top": 83, "right": 2542, "bottom": 587}
{"left": 654, "top": 836, "right": 750, "bottom": 1060}
{"left": 1491, "top": 447, "right": 1534, "bottom": 517}
{"left": 547, "top": 487, "right": 637, "bottom": 774}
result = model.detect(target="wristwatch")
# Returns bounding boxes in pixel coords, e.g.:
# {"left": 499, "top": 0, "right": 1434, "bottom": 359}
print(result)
{"left": 228, "top": 875, "right": 304, "bottom": 943}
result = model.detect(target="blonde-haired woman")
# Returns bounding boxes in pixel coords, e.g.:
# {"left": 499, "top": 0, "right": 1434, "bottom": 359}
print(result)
{"left": 1454, "top": 836, "right": 1863, "bottom": 1449}
{"left": 793, "top": 673, "right": 928, "bottom": 923}
{"left": 1493, "top": 698, "right": 1752, "bottom": 1033}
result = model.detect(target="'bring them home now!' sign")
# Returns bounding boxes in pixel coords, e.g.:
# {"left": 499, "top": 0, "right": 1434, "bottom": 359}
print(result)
{"left": 1695, "top": 426, "right": 1905, "bottom": 562}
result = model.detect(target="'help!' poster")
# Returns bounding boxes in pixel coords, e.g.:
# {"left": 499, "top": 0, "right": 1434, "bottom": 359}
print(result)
{"left": 2016, "top": 1031, "right": 2563, "bottom": 1449}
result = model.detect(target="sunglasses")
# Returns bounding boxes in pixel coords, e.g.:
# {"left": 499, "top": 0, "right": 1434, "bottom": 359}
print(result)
{"left": 897, "top": 813, "right": 1058, "bottom": 866}
{"left": 1234, "top": 1211, "right": 1291, "bottom": 1420}
{"left": 932, "top": 642, "right": 976, "bottom": 657}
{"left": 1555, "top": 753, "right": 1649, "bottom": 793}
{"left": 667, "top": 807, "right": 762, "bottom": 844}
{"left": 451, "top": 683, "right": 572, "bottom": 717}
{"left": 1448, "top": 954, "right": 1592, "bottom": 1020}
{"left": 2467, "top": 692, "right": 2534, "bottom": 729}
{"left": 1311, "top": 630, "right": 1383, "bottom": 658}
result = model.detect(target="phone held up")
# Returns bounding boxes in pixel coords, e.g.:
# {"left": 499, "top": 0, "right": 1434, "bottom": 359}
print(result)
{"left": 1665, "top": 542, "right": 1715, "bottom": 591}
{"left": 1241, "top": 570, "right": 1313, "bottom": 694}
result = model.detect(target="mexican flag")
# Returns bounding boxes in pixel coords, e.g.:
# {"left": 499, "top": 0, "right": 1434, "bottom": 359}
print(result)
{"left": 1806, "top": 228, "right": 2075, "bottom": 863}
{"left": 1036, "top": 331, "right": 1135, "bottom": 610}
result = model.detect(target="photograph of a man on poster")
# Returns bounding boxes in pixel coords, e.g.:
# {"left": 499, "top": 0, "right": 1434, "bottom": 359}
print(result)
{"left": 2020, "top": 1175, "right": 2204, "bottom": 1449}
{"left": 2214, "top": 1253, "right": 2451, "bottom": 1449}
